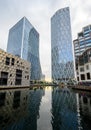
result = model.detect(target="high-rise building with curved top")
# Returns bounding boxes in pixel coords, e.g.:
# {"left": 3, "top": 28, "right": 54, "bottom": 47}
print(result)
{"left": 7, "top": 17, "right": 41, "bottom": 80}
{"left": 51, "top": 7, "right": 74, "bottom": 81}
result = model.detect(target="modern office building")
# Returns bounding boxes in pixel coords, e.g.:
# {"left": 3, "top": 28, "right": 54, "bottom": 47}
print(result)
{"left": 7, "top": 17, "right": 41, "bottom": 80}
{"left": 0, "top": 49, "right": 30, "bottom": 87}
{"left": 74, "top": 25, "right": 91, "bottom": 58}
{"left": 73, "top": 25, "right": 91, "bottom": 81}
{"left": 51, "top": 7, "right": 74, "bottom": 81}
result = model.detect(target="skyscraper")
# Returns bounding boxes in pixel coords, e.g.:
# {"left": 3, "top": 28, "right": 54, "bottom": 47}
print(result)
{"left": 51, "top": 7, "right": 74, "bottom": 81}
{"left": 7, "top": 17, "right": 41, "bottom": 80}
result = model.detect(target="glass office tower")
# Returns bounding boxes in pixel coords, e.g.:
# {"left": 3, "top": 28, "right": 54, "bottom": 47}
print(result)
{"left": 51, "top": 7, "right": 74, "bottom": 81}
{"left": 7, "top": 17, "right": 41, "bottom": 80}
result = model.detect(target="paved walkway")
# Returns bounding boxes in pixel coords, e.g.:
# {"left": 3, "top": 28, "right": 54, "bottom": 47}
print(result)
{"left": 72, "top": 85, "right": 91, "bottom": 91}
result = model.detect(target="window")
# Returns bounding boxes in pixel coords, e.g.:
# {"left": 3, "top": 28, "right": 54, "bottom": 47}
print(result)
{"left": 87, "top": 73, "right": 90, "bottom": 79}
{"left": 5, "top": 57, "right": 10, "bottom": 65}
{"left": 80, "top": 67, "right": 84, "bottom": 72}
{"left": 80, "top": 74, "right": 85, "bottom": 80}
{"left": 11, "top": 58, "right": 15, "bottom": 65}
{"left": 84, "top": 26, "right": 89, "bottom": 32}
{"left": 76, "top": 64, "right": 78, "bottom": 70}
{"left": 77, "top": 77, "right": 79, "bottom": 81}
{"left": 0, "top": 72, "right": 8, "bottom": 85}
{"left": 78, "top": 32, "right": 83, "bottom": 38}
{"left": 86, "top": 65, "right": 89, "bottom": 70}
{"left": 15, "top": 69, "right": 22, "bottom": 85}
{"left": 79, "top": 57, "right": 84, "bottom": 65}
{"left": 77, "top": 71, "right": 79, "bottom": 75}
{"left": 27, "top": 75, "right": 29, "bottom": 80}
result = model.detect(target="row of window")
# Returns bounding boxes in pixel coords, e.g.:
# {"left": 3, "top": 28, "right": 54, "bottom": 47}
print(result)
{"left": 77, "top": 73, "right": 90, "bottom": 81}
{"left": 5, "top": 57, "right": 29, "bottom": 70}
{"left": 80, "top": 65, "right": 89, "bottom": 72}
{"left": 0, "top": 70, "right": 29, "bottom": 86}
{"left": 0, "top": 70, "right": 22, "bottom": 85}
{"left": 79, "top": 39, "right": 91, "bottom": 45}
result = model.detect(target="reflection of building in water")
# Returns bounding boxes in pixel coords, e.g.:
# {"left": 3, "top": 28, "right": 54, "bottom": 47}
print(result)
{"left": 78, "top": 92, "right": 91, "bottom": 129}
{"left": 51, "top": 88, "right": 78, "bottom": 130}
{"left": 79, "top": 93, "right": 91, "bottom": 109}
{"left": 0, "top": 89, "right": 29, "bottom": 129}
{"left": 0, "top": 88, "right": 45, "bottom": 130}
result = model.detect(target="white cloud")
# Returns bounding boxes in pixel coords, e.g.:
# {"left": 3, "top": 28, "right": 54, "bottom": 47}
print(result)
{"left": 70, "top": 0, "right": 91, "bottom": 39}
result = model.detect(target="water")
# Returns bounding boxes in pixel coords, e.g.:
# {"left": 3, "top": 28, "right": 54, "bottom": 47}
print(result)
{"left": 0, "top": 86, "right": 91, "bottom": 130}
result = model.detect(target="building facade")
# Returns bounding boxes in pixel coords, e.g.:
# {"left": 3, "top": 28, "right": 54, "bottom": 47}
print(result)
{"left": 51, "top": 7, "right": 74, "bottom": 81}
{"left": 73, "top": 25, "right": 91, "bottom": 81}
{"left": 76, "top": 48, "right": 91, "bottom": 82}
{"left": 0, "top": 49, "right": 30, "bottom": 87}
{"left": 7, "top": 17, "right": 41, "bottom": 80}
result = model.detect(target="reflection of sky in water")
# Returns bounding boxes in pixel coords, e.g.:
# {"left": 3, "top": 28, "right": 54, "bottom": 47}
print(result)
{"left": 37, "top": 87, "right": 52, "bottom": 130}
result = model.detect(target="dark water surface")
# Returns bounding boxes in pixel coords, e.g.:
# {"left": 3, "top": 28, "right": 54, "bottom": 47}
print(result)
{"left": 0, "top": 86, "right": 91, "bottom": 130}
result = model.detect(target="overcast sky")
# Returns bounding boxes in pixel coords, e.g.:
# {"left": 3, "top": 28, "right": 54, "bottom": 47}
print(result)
{"left": 0, "top": 0, "right": 91, "bottom": 80}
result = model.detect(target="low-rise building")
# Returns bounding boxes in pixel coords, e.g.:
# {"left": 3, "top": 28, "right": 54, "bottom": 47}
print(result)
{"left": 0, "top": 49, "right": 30, "bottom": 87}
{"left": 76, "top": 48, "right": 91, "bottom": 82}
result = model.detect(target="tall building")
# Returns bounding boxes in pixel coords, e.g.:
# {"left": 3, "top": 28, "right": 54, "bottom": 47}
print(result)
{"left": 51, "top": 7, "right": 74, "bottom": 81}
{"left": 73, "top": 25, "right": 91, "bottom": 81}
{"left": 7, "top": 17, "right": 41, "bottom": 80}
